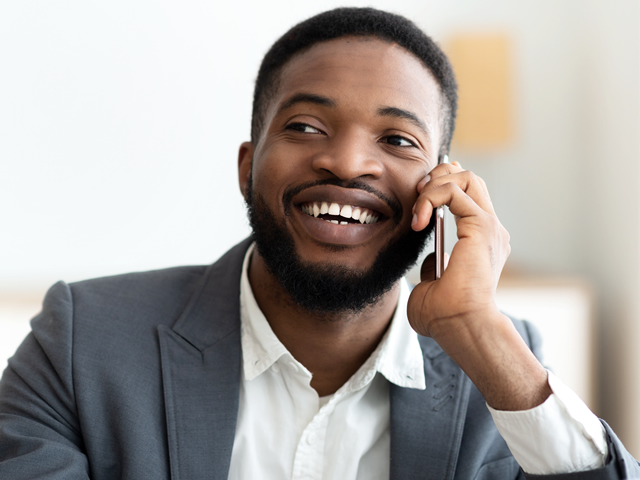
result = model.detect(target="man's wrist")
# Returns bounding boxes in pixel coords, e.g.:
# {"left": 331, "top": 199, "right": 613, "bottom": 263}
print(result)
{"left": 433, "top": 311, "right": 552, "bottom": 411}
{"left": 488, "top": 370, "right": 607, "bottom": 475}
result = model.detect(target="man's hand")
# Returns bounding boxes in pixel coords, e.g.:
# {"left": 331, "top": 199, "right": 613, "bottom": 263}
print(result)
{"left": 407, "top": 162, "right": 552, "bottom": 411}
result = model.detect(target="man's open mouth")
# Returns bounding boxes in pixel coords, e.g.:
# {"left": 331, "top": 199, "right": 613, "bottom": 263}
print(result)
{"left": 300, "top": 202, "right": 380, "bottom": 225}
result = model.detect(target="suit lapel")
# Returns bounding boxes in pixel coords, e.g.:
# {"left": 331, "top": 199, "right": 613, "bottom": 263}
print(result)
{"left": 158, "top": 237, "right": 474, "bottom": 479}
{"left": 390, "top": 335, "right": 471, "bottom": 480}
{"left": 159, "top": 239, "right": 252, "bottom": 480}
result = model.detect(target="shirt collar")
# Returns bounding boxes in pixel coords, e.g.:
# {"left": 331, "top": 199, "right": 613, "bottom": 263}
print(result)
{"left": 240, "top": 243, "right": 292, "bottom": 380}
{"left": 239, "top": 243, "right": 425, "bottom": 390}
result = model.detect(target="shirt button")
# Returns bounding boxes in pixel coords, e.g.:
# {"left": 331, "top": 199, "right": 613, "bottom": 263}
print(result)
{"left": 271, "top": 364, "right": 280, "bottom": 373}
{"left": 306, "top": 432, "right": 318, "bottom": 445}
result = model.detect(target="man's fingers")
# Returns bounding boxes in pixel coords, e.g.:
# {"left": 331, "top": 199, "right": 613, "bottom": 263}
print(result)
{"left": 428, "top": 162, "right": 463, "bottom": 180}
{"left": 412, "top": 181, "right": 484, "bottom": 231}
{"left": 477, "top": 175, "right": 489, "bottom": 195}
{"left": 423, "top": 164, "right": 493, "bottom": 211}
{"left": 427, "top": 171, "right": 494, "bottom": 214}
{"left": 416, "top": 162, "right": 461, "bottom": 194}
{"left": 412, "top": 169, "right": 496, "bottom": 232}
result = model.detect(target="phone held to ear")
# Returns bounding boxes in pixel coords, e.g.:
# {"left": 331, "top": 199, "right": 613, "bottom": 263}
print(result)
{"left": 435, "top": 154, "right": 448, "bottom": 280}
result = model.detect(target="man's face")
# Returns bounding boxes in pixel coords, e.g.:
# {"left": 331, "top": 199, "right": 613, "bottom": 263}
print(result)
{"left": 239, "top": 37, "right": 442, "bottom": 313}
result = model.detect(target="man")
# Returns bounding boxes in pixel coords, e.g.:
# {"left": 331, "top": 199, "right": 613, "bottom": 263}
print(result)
{"left": 0, "top": 7, "right": 638, "bottom": 480}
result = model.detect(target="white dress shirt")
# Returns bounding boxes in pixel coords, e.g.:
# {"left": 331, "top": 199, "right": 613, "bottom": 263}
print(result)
{"left": 227, "top": 244, "right": 607, "bottom": 479}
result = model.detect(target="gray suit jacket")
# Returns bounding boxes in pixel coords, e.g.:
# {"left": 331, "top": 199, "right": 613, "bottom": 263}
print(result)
{"left": 0, "top": 238, "right": 638, "bottom": 479}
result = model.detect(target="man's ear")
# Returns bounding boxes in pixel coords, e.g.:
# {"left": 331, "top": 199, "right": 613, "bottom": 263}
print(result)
{"left": 238, "top": 141, "right": 254, "bottom": 201}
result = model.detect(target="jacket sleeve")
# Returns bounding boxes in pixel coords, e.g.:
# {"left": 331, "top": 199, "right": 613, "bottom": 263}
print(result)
{"left": 0, "top": 281, "right": 90, "bottom": 479}
{"left": 515, "top": 319, "right": 640, "bottom": 480}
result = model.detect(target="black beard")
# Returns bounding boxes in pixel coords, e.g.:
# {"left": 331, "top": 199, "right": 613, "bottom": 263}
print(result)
{"left": 245, "top": 179, "right": 435, "bottom": 316}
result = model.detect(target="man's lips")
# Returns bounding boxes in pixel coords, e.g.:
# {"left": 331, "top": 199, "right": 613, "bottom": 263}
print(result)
{"left": 287, "top": 184, "right": 397, "bottom": 245}
{"left": 300, "top": 201, "right": 379, "bottom": 224}
{"left": 291, "top": 184, "right": 395, "bottom": 221}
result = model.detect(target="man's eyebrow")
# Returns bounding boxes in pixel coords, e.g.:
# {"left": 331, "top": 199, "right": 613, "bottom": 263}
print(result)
{"left": 276, "top": 93, "right": 337, "bottom": 116}
{"left": 377, "top": 106, "right": 431, "bottom": 136}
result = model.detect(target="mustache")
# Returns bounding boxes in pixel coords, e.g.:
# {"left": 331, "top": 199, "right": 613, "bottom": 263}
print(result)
{"left": 282, "top": 178, "right": 403, "bottom": 224}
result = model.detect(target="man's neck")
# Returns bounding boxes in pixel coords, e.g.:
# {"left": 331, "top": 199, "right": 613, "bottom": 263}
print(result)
{"left": 248, "top": 251, "right": 400, "bottom": 397}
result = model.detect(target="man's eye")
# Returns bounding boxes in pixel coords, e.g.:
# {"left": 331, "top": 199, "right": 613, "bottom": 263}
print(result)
{"left": 383, "top": 135, "right": 416, "bottom": 147}
{"left": 286, "top": 123, "right": 323, "bottom": 134}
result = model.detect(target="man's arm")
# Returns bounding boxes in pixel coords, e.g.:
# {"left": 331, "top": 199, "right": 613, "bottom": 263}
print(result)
{"left": 0, "top": 282, "right": 90, "bottom": 479}
{"left": 407, "top": 162, "right": 640, "bottom": 478}
{"left": 408, "top": 161, "right": 550, "bottom": 410}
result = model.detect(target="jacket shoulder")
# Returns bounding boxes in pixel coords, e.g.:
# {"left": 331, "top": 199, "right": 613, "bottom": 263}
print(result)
{"left": 66, "top": 265, "right": 209, "bottom": 330}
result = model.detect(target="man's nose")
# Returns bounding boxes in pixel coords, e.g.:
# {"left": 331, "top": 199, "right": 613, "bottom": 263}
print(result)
{"left": 310, "top": 131, "right": 384, "bottom": 181}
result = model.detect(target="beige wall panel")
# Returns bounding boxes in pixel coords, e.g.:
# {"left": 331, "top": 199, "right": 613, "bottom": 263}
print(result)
{"left": 447, "top": 34, "right": 512, "bottom": 149}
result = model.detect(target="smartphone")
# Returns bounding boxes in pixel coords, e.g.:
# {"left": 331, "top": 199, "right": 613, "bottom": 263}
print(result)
{"left": 435, "top": 154, "right": 449, "bottom": 279}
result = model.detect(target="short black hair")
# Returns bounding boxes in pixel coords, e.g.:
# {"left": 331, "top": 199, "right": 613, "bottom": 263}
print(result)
{"left": 251, "top": 7, "right": 458, "bottom": 158}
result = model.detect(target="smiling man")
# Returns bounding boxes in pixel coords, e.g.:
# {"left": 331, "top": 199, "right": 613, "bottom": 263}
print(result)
{"left": 0, "top": 7, "right": 639, "bottom": 480}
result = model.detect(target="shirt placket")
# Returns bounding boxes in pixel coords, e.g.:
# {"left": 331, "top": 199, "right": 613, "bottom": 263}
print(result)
{"left": 291, "top": 398, "right": 334, "bottom": 480}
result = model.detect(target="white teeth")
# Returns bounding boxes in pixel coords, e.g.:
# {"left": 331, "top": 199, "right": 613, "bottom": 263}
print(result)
{"left": 340, "top": 205, "right": 352, "bottom": 219}
{"left": 302, "top": 201, "right": 379, "bottom": 225}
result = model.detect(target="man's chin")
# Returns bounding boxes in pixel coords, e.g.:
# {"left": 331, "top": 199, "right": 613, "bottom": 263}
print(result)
{"left": 246, "top": 188, "right": 434, "bottom": 315}
{"left": 290, "top": 241, "right": 387, "bottom": 272}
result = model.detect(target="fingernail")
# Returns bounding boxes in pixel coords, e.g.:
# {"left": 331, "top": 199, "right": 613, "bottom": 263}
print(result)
{"left": 412, "top": 213, "right": 418, "bottom": 228}
{"left": 417, "top": 175, "right": 430, "bottom": 192}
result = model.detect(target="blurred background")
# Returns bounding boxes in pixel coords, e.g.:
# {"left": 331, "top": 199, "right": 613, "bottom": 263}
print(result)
{"left": 1, "top": 0, "right": 639, "bottom": 457}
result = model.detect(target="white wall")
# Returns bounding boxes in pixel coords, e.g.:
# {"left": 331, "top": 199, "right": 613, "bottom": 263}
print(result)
{"left": 0, "top": 0, "right": 434, "bottom": 294}
{"left": 2, "top": 0, "right": 640, "bottom": 456}
{"left": 575, "top": 0, "right": 640, "bottom": 456}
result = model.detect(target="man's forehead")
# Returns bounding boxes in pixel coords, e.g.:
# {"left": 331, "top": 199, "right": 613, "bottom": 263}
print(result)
{"left": 279, "top": 36, "right": 434, "bottom": 89}
{"left": 267, "top": 36, "right": 442, "bottom": 128}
